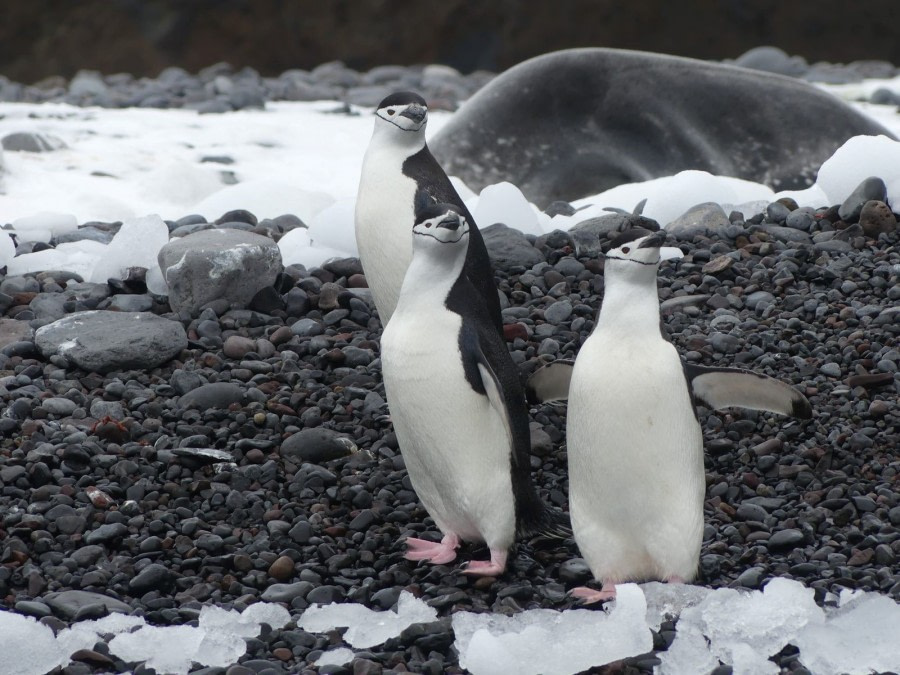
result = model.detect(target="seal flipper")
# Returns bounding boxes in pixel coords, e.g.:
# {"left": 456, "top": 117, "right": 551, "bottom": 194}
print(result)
{"left": 525, "top": 360, "right": 575, "bottom": 405}
{"left": 683, "top": 363, "right": 812, "bottom": 418}
{"left": 458, "top": 320, "right": 571, "bottom": 541}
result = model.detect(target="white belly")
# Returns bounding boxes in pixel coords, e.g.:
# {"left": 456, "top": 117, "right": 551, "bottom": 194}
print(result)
{"left": 355, "top": 151, "right": 417, "bottom": 324}
{"left": 567, "top": 333, "right": 704, "bottom": 582}
{"left": 381, "top": 307, "right": 515, "bottom": 549}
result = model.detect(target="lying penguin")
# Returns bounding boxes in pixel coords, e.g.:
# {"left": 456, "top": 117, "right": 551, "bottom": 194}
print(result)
{"left": 530, "top": 227, "right": 812, "bottom": 603}
{"left": 381, "top": 202, "right": 568, "bottom": 576}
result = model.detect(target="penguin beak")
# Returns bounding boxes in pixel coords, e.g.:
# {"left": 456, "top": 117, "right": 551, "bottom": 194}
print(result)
{"left": 400, "top": 104, "right": 427, "bottom": 124}
{"left": 638, "top": 230, "right": 668, "bottom": 248}
{"left": 439, "top": 216, "right": 461, "bottom": 231}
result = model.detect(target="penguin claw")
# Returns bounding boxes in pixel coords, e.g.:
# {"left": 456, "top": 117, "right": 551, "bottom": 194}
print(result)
{"left": 461, "top": 549, "right": 508, "bottom": 577}
{"left": 570, "top": 585, "right": 617, "bottom": 604}
{"left": 404, "top": 535, "right": 459, "bottom": 564}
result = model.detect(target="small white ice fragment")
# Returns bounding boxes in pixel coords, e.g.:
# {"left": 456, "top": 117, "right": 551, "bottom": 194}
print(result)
{"left": 89, "top": 213, "right": 170, "bottom": 283}
{"left": 795, "top": 590, "right": 900, "bottom": 674}
{"left": 315, "top": 647, "right": 356, "bottom": 667}
{"left": 473, "top": 181, "right": 547, "bottom": 236}
{"left": 299, "top": 590, "right": 438, "bottom": 649}
{"left": 453, "top": 582, "right": 652, "bottom": 675}
{"left": 641, "top": 581, "right": 711, "bottom": 631}
{"left": 0, "top": 610, "right": 65, "bottom": 675}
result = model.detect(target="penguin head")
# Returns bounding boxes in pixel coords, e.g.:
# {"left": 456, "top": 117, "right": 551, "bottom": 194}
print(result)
{"left": 603, "top": 227, "right": 668, "bottom": 268}
{"left": 412, "top": 202, "right": 470, "bottom": 248}
{"left": 374, "top": 91, "right": 428, "bottom": 135}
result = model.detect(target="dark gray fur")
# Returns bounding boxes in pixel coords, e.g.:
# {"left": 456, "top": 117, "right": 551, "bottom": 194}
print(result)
{"left": 431, "top": 48, "right": 896, "bottom": 207}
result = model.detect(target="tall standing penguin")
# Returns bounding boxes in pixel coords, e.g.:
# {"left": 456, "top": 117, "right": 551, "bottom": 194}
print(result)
{"left": 563, "top": 228, "right": 811, "bottom": 603}
{"left": 381, "top": 202, "right": 565, "bottom": 575}
{"left": 355, "top": 91, "right": 500, "bottom": 328}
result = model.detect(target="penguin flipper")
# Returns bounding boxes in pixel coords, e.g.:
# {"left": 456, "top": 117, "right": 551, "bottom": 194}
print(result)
{"left": 524, "top": 360, "right": 575, "bottom": 404}
{"left": 684, "top": 363, "right": 812, "bottom": 418}
{"left": 459, "top": 322, "right": 572, "bottom": 541}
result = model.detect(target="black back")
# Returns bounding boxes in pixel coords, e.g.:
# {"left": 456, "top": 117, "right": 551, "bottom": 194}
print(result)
{"left": 446, "top": 269, "right": 569, "bottom": 539}
{"left": 403, "top": 147, "right": 503, "bottom": 332}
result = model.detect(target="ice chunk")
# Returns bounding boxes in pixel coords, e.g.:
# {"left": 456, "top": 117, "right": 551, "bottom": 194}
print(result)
{"left": 240, "top": 601, "right": 291, "bottom": 630}
{"left": 795, "top": 591, "right": 900, "bottom": 674}
{"left": 641, "top": 582, "right": 711, "bottom": 631}
{"left": 104, "top": 602, "right": 288, "bottom": 674}
{"left": 307, "top": 199, "right": 358, "bottom": 257}
{"left": 0, "top": 610, "right": 65, "bottom": 675}
{"left": 56, "top": 613, "right": 146, "bottom": 657}
{"left": 5, "top": 240, "right": 105, "bottom": 278}
{"left": 472, "top": 181, "right": 548, "bottom": 235}
{"left": 10, "top": 212, "right": 78, "bottom": 243}
{"left": 315, "top": 647, "right": 356, "bottom": 667}
{"left": 552, "top": 171, "right": 774, "bottom": 230}
{"left": 278, "top": 226, "right": 347, "bottom": 269}
{"left": 89, "top": 214, "right": 170, "bottom": 283}
{"left": 0, "top": 230, "right": 15, "bottom": 268}
{"left": 299, "top": 590, "right": 438, "bottom": 649}
{"left": 453, "top": 583, "right": 652, "bottom": 675}
{"left": 110, "top": 624, "right": 204, "bottom": 675}
{"left": 193, "top": 179, "right": 334, "bottom": 223}
{"left": 658, "top": 579, "right": 825, "bottom": 675}
{"left": 814, "top": 134, "right": 900, "bottom": 205}
{"left": 657, "top": 617, "right": 719, "bottom": 675}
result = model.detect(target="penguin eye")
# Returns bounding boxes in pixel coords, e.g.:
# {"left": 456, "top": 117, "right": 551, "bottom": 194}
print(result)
{"left": 424, "top": 222, "right": 432, "bottom": 228}
{"left": 387, "top": 108, "right": 395, "bottom": 116}
{"left": 621, "top": 246, "right": 631, "bottom": 254}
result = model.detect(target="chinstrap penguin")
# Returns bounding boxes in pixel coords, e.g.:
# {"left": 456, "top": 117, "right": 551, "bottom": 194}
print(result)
{"left": 560, "top": 227, "right": 811, "bottom": 603}
{"left": 355, "top": 91, "right": 501, "bottom": 328}
{"left": 380, "top": 201, "right": 567, "bottom": 576}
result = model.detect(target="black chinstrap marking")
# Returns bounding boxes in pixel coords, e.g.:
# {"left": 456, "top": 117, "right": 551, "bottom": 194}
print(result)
{"left": 602, "top": 253, "right": 660, "bottom": 266}
{"left": 413, "top": 229, "right": 469, "bottom": 244}
{"left": 377, "top": 109, "right": 426, "bottom": 132}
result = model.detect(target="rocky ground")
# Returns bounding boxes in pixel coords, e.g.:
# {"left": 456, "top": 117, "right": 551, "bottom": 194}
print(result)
{"left": 1, "top": 44, "right": 900, "bottom": 116}
{"left": 1, "top": 55, "right": 899, "bottom": 675}
{"left": 0, "top": 179, "right": 897, "bottom": 674}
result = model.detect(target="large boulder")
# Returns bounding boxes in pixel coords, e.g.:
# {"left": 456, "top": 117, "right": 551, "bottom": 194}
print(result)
{"left": 35, "top": 310, "right": 187, "bottom": 373}
{"left": 158, "top": 228, "right": 282, "bottom": 316}
{"left": 431, "top": 48, "right": 896, "bottom": 207}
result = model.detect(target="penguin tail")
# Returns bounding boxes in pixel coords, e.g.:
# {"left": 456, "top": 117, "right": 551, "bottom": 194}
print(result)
{"left": 517, "top": 506, "right": 572, "bottom": 544}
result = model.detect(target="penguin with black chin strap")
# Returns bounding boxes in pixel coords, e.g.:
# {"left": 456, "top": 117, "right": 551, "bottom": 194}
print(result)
{"left": 380, "top": 200, "right": 569, "bottom": 576}
{"left": 546, "top": 227, "right": 812, "bottom": 603}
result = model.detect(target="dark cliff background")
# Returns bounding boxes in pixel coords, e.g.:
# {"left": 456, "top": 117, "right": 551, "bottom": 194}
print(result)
{"left": 2, "top": 0, "right": 899, "bottom": 83}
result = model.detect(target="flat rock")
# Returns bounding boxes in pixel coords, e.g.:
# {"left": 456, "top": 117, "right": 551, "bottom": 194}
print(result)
{"left": 158, "top": 228, "right": 282, "bottom": 316}
{"left": 667, "top": 202, "right": 729, "bottom": 239}
{"left": 34, "top": 311, "right": 187, "bottom": 373}
{"left": 177, "top": 382, "right": 245, "bottom": 409}
{"left": 43, "top": 590, "right": 132, "bottom": 620}
{"left": 280, "top": 428, "right": 357, "bottom": 464}
{"left": 2, "top": 131, "right": 68, "bottom": 152}
{"left": 481, "top": 223, "right": 544, "bottom": 268}
{"left": 838, "top": 176, "right": 887, "bottom": 222}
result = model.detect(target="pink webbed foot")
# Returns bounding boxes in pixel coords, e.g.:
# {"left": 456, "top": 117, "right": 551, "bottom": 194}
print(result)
{"left": 404, "top": 533, "right": 460, "bottom": 564}
{"left": 665, "top": 575, "right": 685, "bottom": 585}
{"left": 462, "top": 549, "right": 508, "bottom": 577}
{"left": 570, "top": 584, "right": 617, "bottom": 605}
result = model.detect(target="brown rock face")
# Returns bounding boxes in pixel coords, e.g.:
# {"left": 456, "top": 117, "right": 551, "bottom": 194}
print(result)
{"left": 2, "top": 1, "right": 900, "bottom": 83}
{"left": 858, "top": 200, "right": 898, "bottom": 238}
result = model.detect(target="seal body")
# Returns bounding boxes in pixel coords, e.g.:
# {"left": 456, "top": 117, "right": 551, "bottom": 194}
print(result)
{"left": 431, "top": 48, "right": 896, "bottom": 207}
{"left": 355, "top": 91, "right": 500, "bottom": 327}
